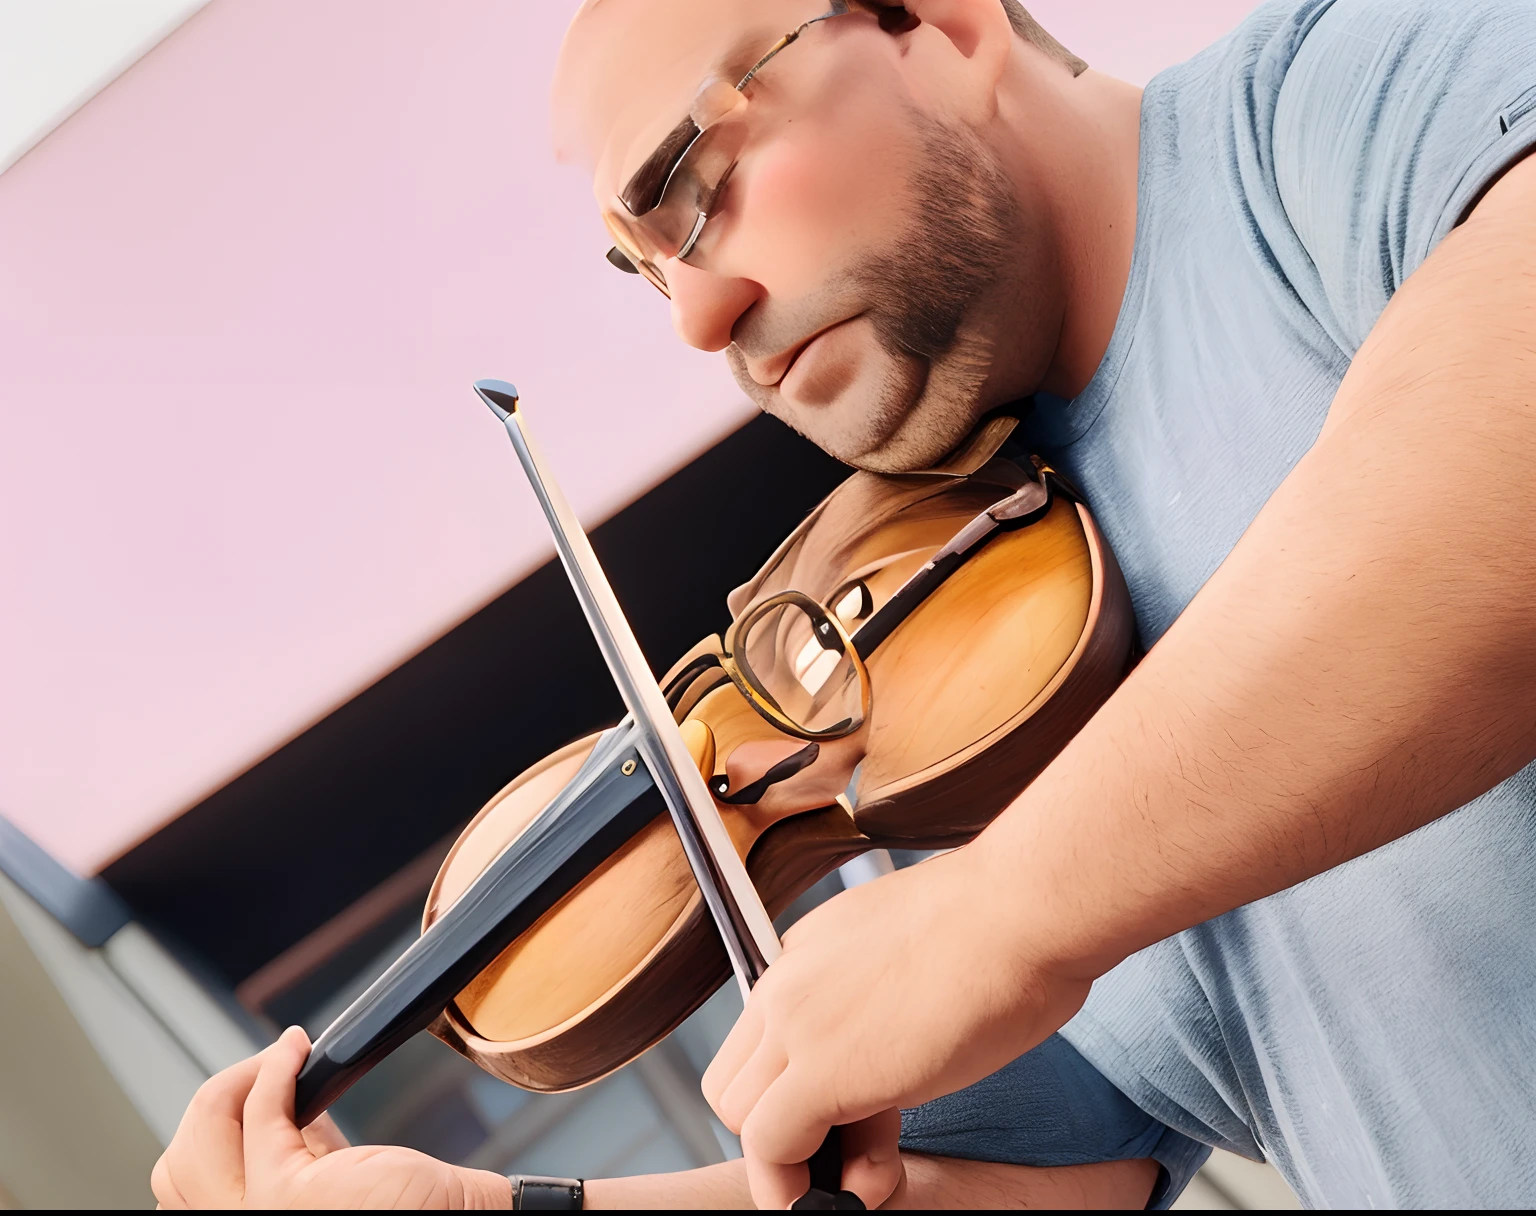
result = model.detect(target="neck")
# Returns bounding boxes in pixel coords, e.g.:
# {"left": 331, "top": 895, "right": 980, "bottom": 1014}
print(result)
{"left": 995, "top": 62, "right": 1142, "bottom": 402}
{"left": 1041, "top": 69, "right": 1142, "bottom": 398}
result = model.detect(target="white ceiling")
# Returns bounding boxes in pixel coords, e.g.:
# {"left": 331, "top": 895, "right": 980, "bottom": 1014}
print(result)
{"left": 0, "top": 0, "right": 210, "bottom": 176}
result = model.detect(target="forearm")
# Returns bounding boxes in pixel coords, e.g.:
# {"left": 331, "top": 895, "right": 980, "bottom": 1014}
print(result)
{"left": 982, "top": 155, "right": 1536, "bottom": 978}
{"left": 582, "top": 1154, "right": 1157, "bottom": 1209}
{"left": 583, "top": 1161, "right": 751, "bottom": 1209}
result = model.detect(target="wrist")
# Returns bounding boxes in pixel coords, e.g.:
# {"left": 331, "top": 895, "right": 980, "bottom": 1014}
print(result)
{"left": 457, "top": 1167, "right": 516, "bottom": 1209}
{"left": 961, "top": 792, "right": 1134, "bottom": 983}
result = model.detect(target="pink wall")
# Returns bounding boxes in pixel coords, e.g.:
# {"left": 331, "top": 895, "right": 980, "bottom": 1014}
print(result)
{"left": 1030, "top": 0, "right": 1258, "bottom": 86}
{"left": 0, "top": 0, "right": 1257, "bottom": 874}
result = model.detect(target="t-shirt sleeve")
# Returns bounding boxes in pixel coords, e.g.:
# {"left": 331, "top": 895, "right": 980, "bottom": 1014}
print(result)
{"left": 898, "top": 1033, "right": 1212, "bottom": 1209}
{"left": 1273, "top": 0, "right": 1536, "bottom": 352}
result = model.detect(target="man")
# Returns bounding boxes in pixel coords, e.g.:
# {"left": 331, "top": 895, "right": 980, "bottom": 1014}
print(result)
{"left": 154, "top": 0, "right": 1536, "bottom": 1208}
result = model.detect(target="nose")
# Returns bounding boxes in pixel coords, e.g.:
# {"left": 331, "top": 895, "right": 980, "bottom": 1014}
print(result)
{"left": 664, "top": 257, "right": 762, "bottom": 353}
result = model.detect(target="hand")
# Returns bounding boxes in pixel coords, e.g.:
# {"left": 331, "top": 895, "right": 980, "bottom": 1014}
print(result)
{"left": 151, "top": 1026, "right": 511, "bottom": 1209}
{"left": 701, "top": 847, "right": 1092, "bottom": 1210}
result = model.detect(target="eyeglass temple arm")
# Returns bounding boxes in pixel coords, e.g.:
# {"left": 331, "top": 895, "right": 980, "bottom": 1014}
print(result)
{"left": 621, "top": 1, "right": 853, "bottom": 219}
{"left": 735, "top": 1, "right": 852, "bottom": 89}
{"left": 608, "top": 0, "right": 862, "bottom": 276}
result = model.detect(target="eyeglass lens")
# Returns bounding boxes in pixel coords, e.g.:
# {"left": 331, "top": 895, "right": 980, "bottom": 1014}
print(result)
{"left": 608, "top": 120, "right": 748, "bottom": 291}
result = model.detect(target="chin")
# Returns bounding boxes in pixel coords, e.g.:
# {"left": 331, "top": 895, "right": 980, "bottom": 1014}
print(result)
{"left": 827, "top": 382, "right": 988, "bottom": 474}
{"left": 844, "top": 418, "right": 974, "bottom": 473}
{"left": 778, "top": 365, "right": 941, "bottom": 472}
{"left": 864, "top": 344, "right": 1000, "bottom": 472}
{"left": 736, "top": 344, "right": 987, "bottom": 473}
{"left": 762, "top": 397, "right": 967, "bottom": 473}
{"left": 765, "top": 396, "right": 905, "bottom": 471}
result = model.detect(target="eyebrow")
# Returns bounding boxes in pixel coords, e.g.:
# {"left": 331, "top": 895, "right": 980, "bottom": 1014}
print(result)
{"left": 615, "top": 29, "right": 770, "bottom": 218}
{"left": 619, "top": 115, "right": 700, "bottom": 216}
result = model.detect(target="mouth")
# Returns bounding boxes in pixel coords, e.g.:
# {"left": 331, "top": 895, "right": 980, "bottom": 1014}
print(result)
{"left": 752, "top": 315, "right": 862, "bottom": 388}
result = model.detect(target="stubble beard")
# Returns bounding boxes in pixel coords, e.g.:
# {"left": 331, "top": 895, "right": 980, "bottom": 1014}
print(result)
{"left": 728, "top": 114, "right": 1025, "bottom": 472}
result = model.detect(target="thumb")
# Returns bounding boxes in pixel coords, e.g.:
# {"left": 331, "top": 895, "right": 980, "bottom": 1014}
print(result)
{"left": 301, "top": 1111, "right": 352, "bottom": 1158}
{"left": 243, "top": 1026, "right": 320, "bottom": 1178}
{"left": 839, "top": 1107, "right": 903, "bottom": 1207}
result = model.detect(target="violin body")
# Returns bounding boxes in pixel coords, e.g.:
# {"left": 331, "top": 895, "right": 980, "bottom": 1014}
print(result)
{"left": 425, "top": 734, "right": 864, "bottom": 1091}
{"left": 424, "top": 458, "right": 1134, "bottom": 1092}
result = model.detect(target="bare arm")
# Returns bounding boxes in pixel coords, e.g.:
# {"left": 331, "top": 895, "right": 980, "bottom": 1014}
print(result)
{"left": 150, "top": 1031, "right": 1156, "bottom": 1210}
{"left": 703, "top": 154, "right": 1536, "bottom": 1207}
{"left": 583, "top": 1154, "right": 1158, "bottom": 1209}
{"left": 990, "top": 151, "right": 1536, "bottom": 976}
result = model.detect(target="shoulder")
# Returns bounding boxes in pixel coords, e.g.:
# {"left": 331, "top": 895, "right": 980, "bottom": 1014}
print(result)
{"left": 1129, "top": 0, "right": 1536, "bottom": 352}
{"left": 1143, "top": 0, "right": 1340, "bottom": 121}
{"left": 1276, "top": 0, "right": 1536, "bottom": 190}
{"left": 1273, "top": 0, "right": 1536, "bottom": 345}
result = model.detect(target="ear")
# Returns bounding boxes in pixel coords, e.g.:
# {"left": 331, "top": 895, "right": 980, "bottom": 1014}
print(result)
{"left": 861, "top": 0, "right": 1013, "bottom": 106}
{"left": 853, "top": 0, "right": 921, "bottom": 34}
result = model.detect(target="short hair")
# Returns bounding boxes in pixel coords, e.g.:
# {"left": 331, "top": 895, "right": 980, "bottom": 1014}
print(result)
{"left": 1000, "top": 0, "right": 1088, "bottom": 76}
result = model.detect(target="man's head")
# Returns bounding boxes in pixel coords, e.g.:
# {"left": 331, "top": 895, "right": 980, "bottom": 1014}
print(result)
{"left": 555, "top": 0, "right": 1094, "bottom": 471}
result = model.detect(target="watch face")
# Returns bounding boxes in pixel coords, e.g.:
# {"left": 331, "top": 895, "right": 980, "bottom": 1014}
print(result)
{"left": 512, "top": 1177, "right": 585, "bottom": 1211}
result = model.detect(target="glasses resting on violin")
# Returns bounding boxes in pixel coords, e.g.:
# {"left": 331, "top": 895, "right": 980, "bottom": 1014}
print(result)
{"left": 662, "top": 464, "right": 1066, "bottom": 744}
{"left": 603, "top": 0, "right": 917, "bottom": 296}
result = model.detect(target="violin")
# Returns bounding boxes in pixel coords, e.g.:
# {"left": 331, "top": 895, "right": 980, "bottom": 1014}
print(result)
{"left": 295, "top": 412, "right": 1134, "bottom": 1121}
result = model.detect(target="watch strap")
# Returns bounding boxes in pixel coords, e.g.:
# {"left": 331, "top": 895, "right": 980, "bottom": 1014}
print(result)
{"left": 509, "top": 1174, "right": 584, "bottom": 1210}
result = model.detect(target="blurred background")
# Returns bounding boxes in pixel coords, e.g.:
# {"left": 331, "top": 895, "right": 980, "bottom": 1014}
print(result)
{"left": 0, "top": 0, "right": 1295, "bottom": 1208}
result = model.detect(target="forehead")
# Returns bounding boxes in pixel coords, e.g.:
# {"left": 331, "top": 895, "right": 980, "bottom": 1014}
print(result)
{"left": 553, "top": 0, "right": 811, "bottom": 200}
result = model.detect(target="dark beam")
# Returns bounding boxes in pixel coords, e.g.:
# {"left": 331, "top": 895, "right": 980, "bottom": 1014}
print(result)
{"left": 102, "top": 416, "right": 846, "bottom": 984}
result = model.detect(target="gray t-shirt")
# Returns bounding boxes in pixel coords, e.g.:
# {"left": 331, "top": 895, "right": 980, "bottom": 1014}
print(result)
{"left": 1010, "top": 0, "right": 1536, "bottom": 1206}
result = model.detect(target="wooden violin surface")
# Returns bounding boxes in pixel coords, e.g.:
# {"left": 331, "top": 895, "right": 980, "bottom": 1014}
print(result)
{"left": 853, "top": 499, "right": 1133, "bottom": 841}
{"left": 421, "top": 469, "right": 1134, "bottom": 1093}
{"left": 425, "top": 728, "right": 868, "bottom": 1091}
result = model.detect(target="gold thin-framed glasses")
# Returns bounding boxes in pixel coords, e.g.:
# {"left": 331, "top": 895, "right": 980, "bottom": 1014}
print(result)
{"left": 602, "top": 1, "right": 882, "bottom": 297}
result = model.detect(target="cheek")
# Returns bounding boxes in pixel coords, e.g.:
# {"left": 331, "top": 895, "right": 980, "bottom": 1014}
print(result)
{"left": 735, "top": 122, "right": 909, "bottom": 291}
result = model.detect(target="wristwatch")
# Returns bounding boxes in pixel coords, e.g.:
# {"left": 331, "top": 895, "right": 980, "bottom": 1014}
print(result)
{"left": 508, "top": 1175, "right": 584, "bottom": 1210}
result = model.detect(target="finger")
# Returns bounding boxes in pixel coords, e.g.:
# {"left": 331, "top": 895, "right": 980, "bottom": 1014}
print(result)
{"left": 710, "top": 1035, "right": 789, "bottom": 1135}
{"left": 744, "top": 1112, "right": 901, "bottom": 1211}
{"left": 738, "top": 1065, "right": 842, "bottom": 1175}
{"left": 837, "top": 1107, "right": 903, "bottom": 1208}
{"left": 745, "top": 1153, "right": 808, "bottom": 1212}
{"left": 243, "top": 1026, "right": 319, "bottom": 1178}
{"left": 159, "top": 1053, "right": 265, "bottom": 1208}
{"left": 700, "top": 995, "right": 766, "bottom": 1115}
{"left": 738, "top": 1068, "right": 842, "bottom": 1211}
{"left": 150, "top": 1153, "right": 190, "bottom": 1209}
{"left": 301, "top": 1111, "right": 352, "bottom": 1157}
